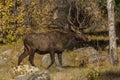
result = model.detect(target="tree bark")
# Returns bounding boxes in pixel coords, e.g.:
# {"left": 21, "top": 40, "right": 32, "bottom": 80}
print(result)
{"left": 107, "top": 0, "right": 118, "bottom": 65}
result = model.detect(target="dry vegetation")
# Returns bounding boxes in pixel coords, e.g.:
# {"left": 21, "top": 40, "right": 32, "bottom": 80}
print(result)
{"left": 0, "top": 41, "right": 120, "bottom": 80}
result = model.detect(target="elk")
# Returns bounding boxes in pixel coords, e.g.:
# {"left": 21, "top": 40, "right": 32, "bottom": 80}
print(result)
{"left": 18, "top": 1, "right": 89, "bottom": 69}
{"left": 18, "top": 26, "right": 87, "bottom": 69}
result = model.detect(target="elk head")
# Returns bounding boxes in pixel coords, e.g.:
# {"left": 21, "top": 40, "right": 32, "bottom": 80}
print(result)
{"left": 70, "top": 26, "right": 87, "bottom": 41}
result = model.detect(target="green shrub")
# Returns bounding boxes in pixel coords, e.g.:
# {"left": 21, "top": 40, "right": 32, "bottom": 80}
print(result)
{"left": 87, "top": 68, "right": 100, "bottom": 80}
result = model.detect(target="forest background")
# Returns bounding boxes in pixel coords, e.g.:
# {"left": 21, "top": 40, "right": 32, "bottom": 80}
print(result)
{"left": 0, "top": 0, "right": 120, "bottom": 44}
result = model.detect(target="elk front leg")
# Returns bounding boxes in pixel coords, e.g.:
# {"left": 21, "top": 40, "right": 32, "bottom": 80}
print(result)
{"left": 57, "top": 52, "right": 62, "bottom": 67}
{"left": 29, "top": 50, "right": 36, "bottom": 66}
{"left": 47, "top": 52, "right": 55, "bottom": 69}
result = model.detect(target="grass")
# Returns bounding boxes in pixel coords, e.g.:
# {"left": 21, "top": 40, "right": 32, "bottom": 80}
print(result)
{"left": 99, "top": 65, "right": 120, "bottom": 80}
{"left": 0, "top": 42, "right": 120, "bottom": 80}
{"left": 87, "top": 35, "right": 108, "bottom": 41}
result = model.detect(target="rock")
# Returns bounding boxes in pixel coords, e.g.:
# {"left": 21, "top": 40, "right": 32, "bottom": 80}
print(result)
{"left": 2, "top": 49, "right": 13, "bottom": 56}
{"left": 29, "top": 71, "right": 50, "bottom": 80}
{"left": 41, "top": 54, "right": 67, "bottom": 68}
{"left": 12, "top": 65, "right": 50, "bottom": 80}
{"left": 0, "top": 56, "right": 7, "bottom": 64}
{"left": 13, "top": 70, "right": 50, "bottom": 80}
{"left": 41, "top": 54, "right": 51, "bottom": 67}
{"left": 41, "top": 47, "right": 100, "bottom": 67}
{"left": 13, "top": 74, "right": 29, "bottom": 80}
{"left": 12, "top": 65, "right": 40, "bottom": 75}
{"left": 74, "top": 47, "right": 99, "bottom": 67}
{"left": 62, "top": 47, "right": 99, "bottom": 67}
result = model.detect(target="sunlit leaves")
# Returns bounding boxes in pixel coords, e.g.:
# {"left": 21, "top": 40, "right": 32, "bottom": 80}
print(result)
{"left": 0, "top": 0, "right": 26, "bottom": 44}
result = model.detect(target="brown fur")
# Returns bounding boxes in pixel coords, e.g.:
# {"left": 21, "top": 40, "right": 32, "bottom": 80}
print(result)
{"left": 18, "top": 30, "right": 86, "bottom": 69}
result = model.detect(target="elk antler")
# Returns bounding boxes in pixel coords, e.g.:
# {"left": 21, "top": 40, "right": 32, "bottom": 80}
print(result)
{"left": 75, "top": 1, "right": 88, "bottom": 30}
{"left": 67, "top": 1, "right": 76, "bottom": 28}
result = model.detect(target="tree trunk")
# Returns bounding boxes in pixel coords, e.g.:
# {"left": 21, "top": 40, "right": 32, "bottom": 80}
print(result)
{"left": 107, "top": 0, "right": 118, "bottom": 65}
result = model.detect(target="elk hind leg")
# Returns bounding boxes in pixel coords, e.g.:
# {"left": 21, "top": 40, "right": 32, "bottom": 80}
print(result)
{"left": 18, "top": 48, "right": 29, "bottom": 65}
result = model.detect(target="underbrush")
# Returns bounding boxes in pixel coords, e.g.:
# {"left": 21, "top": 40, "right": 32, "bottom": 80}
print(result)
{"left": 0, "top": 43, "right": 120, "bottom": 80}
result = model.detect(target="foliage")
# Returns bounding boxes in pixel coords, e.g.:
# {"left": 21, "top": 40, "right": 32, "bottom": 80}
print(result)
{"left": 0, "top": 0, "right": 56, "bottom": 44}
{"left": 23, "top": 0, "right": 55, "bottom": 32}
{"left": 98, "top": 0, "right": 120, "bottom": 21}
{"left": 54, "top": 0, "right": 102, "bottom": 30}
{"left": 0, "top": 0, "right": 28, "bottom": 44}
{"left": 0, "top": 0, "right": 120, "bottom": 44}
{"left": 87, "top": 68, "right": 100, "bottom": 80}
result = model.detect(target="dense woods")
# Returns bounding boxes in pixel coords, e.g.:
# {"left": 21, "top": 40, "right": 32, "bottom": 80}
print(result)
{"left": 0, "top": 0, "right": 120, "bottom": 44}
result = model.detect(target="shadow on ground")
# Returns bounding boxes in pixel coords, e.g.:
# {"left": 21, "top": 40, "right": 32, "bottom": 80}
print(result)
{"left": 100, "top": 71, "right": 120, "bottom": 80}
{"left": 62, "top": 65, "right": 84, "bottom": 69}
